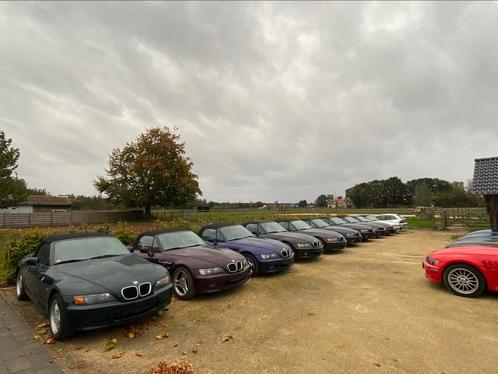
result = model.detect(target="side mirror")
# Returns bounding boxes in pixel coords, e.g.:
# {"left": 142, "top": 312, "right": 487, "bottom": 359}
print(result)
{"left": 147, "top": 249, "right": 155, "bottom": 258}
{"left": 26, "top": 257, "right": 39, "bottom": 267}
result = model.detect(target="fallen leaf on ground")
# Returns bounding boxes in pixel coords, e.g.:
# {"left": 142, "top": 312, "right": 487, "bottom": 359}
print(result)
{"left": 192, "top": 349, "right": 198, "bottom": 354}
{"left": 43, "top": 337, "right": 56, "bottom": 345}
{"left": 78, "top": 359, "right": 87, "bottom": 369}
{"left": 112, "top": 353, "right": 123, "bottom": 359}
{"left": 148, "top": 360, "right": 193, "bottom": 374}
{"left": 32, "top": 335, "right": 40, "bottom": 340}
{"left": 221, "top": 334, "right": 233, "bottom": 342}
{"left": 36, "top": 322, "right": 49, "bottom": 329}
{"left": 135, "top": 352, "right": 143, "bottom": 357}
{"left": 105, "top": 337, "right": 118, "bottom": 351}
{"left": 155, "top": 333, "right": 169, "bottom": 340}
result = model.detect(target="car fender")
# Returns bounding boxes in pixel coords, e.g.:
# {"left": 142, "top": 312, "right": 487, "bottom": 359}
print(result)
{"left": 439, "top": 259, "right": 490, "bottom": 288}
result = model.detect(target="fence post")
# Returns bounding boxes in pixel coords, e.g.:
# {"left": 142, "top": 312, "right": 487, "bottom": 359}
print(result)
{"left": 50, "top": 211, "right": 53, "bottom": 226}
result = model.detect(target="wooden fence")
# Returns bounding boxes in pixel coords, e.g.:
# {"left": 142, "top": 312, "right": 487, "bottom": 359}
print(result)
{"left": 0, "top": 209, "right": 144, "bottom": 228}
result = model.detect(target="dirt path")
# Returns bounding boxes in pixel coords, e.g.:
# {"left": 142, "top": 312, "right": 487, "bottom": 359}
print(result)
{"left": 4, "top": 230, "right": 498, "bottom": 373}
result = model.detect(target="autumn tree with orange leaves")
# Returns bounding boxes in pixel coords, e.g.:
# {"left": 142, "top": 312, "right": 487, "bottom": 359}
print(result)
{"left": 95, "top": 127, "right": 201, "bottom": 217}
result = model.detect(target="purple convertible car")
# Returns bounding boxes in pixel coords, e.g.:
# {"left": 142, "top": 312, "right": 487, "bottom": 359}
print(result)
{"left": 199, "top": 224, "right": 294, "bottom": 276}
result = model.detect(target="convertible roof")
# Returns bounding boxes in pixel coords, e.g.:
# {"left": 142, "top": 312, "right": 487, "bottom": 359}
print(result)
{"left": 137, "top": 228, "right": 193, "bottom": 237}
{"left": 44, "top": 232, "right": 113, "bottom": 243}
{"left": 242, "top": 220, "right": 271, "bottom": 224}
{"left": 200, "top": 223, "right": 241, "bottom": 230}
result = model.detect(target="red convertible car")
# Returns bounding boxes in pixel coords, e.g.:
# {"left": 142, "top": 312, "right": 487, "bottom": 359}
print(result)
{"left": 422, "top": 245, "right": 498, "bottom": 297}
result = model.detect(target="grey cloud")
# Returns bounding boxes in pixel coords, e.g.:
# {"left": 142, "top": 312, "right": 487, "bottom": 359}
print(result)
{"left": 1, "top": 2, "right": 497, "bottom": 203}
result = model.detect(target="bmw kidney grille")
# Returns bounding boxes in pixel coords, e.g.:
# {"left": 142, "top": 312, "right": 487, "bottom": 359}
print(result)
{"left": 281, "top": 249, "right": 289, "bottom": 257}
{"left": 121, "top": 282, "right": 152, "bottom": 301}
{"left": 227, "top": 261, "right": 243, "bottom": 273}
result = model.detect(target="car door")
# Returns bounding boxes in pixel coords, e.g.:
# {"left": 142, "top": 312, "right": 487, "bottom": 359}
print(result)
{"left": 25, "top": 242, "right": 51, "bottom": 309}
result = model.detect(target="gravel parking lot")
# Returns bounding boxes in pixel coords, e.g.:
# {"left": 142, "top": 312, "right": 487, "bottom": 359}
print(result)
{"left": 3, "top": 230, "right": 498, "bottom": 373}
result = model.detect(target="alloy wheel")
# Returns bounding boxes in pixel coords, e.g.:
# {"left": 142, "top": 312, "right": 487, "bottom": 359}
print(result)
{"left": 16, "top": 273, "right": 22, "bottom": 297}
{"left": 173, "top": 270, "right": 189, "bottom": 297}
{"left": 447, "top": 267, "right": 479, "bottom": 295}
{"left": 50, "top": 300, "right": 61, "bottom": 335}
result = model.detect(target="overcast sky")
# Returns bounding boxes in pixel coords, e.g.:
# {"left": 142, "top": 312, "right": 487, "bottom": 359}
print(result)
{"left": 1, "top": 2, "right": 497, "bottom": 203}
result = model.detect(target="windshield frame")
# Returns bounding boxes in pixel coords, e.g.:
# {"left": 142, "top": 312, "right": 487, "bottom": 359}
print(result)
{"left": 52, "top": 236, "right": 129, "bottom": 265}
{"left": 156, "top": 231, "right": 206, "bottom": 251}
{"left": 260, "top": 222, "right": 288, "bottom": 233}
{"left": 219, "top": 225, "right": 255, "bottom": 241}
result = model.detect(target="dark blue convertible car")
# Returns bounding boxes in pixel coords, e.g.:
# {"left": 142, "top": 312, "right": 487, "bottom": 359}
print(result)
{"left": 199, "top": 224, "right": 294, "bottom": 276}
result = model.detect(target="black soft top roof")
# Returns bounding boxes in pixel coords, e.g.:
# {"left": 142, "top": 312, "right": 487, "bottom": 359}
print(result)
{"left": 242, "top": 220, "right": 272, "bottom": 225}
{"left": 44, "top": 232, "right": 113, "bottom": 243}
{"left": 200, "top": 223, "right": 242, "bottom": 231}
{"left": 137, "top": 228, "right": 193, "bottom": 237}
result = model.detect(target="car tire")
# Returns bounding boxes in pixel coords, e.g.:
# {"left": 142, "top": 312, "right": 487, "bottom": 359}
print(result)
{"left": 49, "top": 293, "right": 73, "bottom": 339}
{"left": 15, "top": 271, "right": 29, "bottom": 301}
{"left": 244, "top": 253, "right": 259, "bottom": 276}
{"left": 172, "top": 267, "right": 196, "bottom": 300}
{"left": 443, "top": 264, "right": 486, "bottom": 298}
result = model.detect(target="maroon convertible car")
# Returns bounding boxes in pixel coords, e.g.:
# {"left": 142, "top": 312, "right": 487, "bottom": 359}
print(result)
{"left": 130, "top": 229, "right": 251, "bottom": 299}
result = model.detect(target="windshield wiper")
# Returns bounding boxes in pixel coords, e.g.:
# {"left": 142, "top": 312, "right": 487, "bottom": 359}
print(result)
{"left": 87, "top": 254, "right": 122, "bottom": 260}
{"left": 54, "top": 258, "right": 87, "bottom": 265}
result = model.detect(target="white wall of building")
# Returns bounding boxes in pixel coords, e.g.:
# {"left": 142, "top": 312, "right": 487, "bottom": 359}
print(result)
{"left": 0, "top": 206, "right": 34, "bottom": 214}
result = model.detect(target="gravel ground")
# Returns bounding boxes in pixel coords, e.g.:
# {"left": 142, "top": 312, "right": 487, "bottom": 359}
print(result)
{"left": 3, "top": 230, "right": 498, "bottom": 373}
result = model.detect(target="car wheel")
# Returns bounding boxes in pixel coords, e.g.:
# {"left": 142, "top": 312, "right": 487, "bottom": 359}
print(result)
{"left": 49, "top": 293, "right": 72, "bottom": 339}
{"left": 172, "top": 267, "right": 196, "bottom": 300}
{"left": 16, "top": 271, "right": 29, "bottom": 301}
{"left": 443, "top": 264, "right": 486, "bottom": 298}
{"left": 244, "top": 253, "right": 259, "bottom": 276}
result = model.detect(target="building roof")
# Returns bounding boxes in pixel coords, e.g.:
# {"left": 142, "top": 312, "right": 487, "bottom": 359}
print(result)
{"left": 473, "top": 157, "right": 498, "bottom": 194}
{"left": 19, "top": 195, "right": 72, "bottom": 207}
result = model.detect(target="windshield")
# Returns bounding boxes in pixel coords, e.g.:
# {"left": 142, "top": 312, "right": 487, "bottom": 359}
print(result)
{"left": 260, "top": 222, "right": 287, "bottom": 233}
{"left": 330, "top": 217, "right": 346, "bottom": 224}
{"left": 291, "top": 220, "right": 312, "bottom": 230}
{"left": 366, "top": 215, "right": 378, "bottom": 221}
{"left": 355, "top": 216, "right": 369, "bottom": 222}
{"left": 53, "top": 237, "right": 129, "bottom": 264}
{"left": 311, "top": 219, "right": 329, "bottom": 228}
{"left": 220, "top": 225, "right": 254, "bottom": 241}
{"left": 344, "top": 217, "right": 360, "bottom": 223}
{"left": 156, "top": 231, "right": 206, "bottom": 250}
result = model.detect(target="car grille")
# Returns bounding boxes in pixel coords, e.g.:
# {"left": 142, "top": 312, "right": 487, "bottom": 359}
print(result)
{"left": 227, "top": 261, "right": 243, "bottom": 273}
{"left": 121, "top": 282, "right": 152, "bottom": 301}
{"left": 281, "top": 249, "right": 290, "bottom": 258}
{"left": 312, "top": 240, "right": 321, "bottom": 248}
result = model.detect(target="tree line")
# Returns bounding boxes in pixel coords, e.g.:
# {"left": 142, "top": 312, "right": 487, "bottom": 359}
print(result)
{"left": 346, "top": 177, "right": 483, "bottom": 208}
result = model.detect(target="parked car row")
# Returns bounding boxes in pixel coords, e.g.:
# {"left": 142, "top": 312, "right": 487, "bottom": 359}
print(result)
{"left": 15, "top": 214, "right": 406, "bottom": 338}
{"left": 423, "top": 229, "right": 498, "bottom": 298}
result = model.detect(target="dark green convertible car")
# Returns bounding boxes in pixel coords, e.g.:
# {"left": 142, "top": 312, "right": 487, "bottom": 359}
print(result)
{"left": 16, "top": 232, "right": 173, "bottom": 339}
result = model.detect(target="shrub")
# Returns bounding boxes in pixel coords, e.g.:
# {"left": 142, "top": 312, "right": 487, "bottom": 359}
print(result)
{"left": 112, "top": 222, "right": 138, "bottom": 245}
{"left": 5, "top": 228, "right": 56, "bottom": 283}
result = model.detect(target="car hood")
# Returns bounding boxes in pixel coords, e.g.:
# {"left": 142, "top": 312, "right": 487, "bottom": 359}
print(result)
{"left": 301, "top": 228, "right": 344, "bottom": 239}
{"left": 321, "top": 226, "right": 359, "bottom": 235}
{"left": 228, "top": 237, "right": 288, "bottom": 253}
{"left": 430, "top": 245, "right": 498, "bottom": 256}
{"left": 264, "top": 231, "right": 318, "bottom": 243}
{"left": 54, "top": 254, "right": 166, "bottom": 296}
{"left": 158, "top": 245, "right": 244, "bottom": 266}
{"left": 340, "top": 223, "right": 373, "bottom": 231}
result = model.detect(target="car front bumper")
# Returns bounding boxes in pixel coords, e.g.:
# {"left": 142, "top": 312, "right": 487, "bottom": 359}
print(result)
{"left": 323, "top": 241, "right": 347, "bottom": 252}
{"left": 194, "top": 266, "right": 251, "bottom": 294}
{"left": 422, "top": 260, "right": 441, "bottom": 283}
{"left": 294, "top": 247, "right": 323, "bottom": 259}
{"left": 345, "top": 235, "right": 362, "bottom": 244}
{"left": 258, "top": 256, "right": 294, "bottom": 274}
{"left": 65, "top": 285, "right": 173, "bottom": 332}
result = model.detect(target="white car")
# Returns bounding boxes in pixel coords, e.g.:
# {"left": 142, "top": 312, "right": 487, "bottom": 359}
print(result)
{"left": 374, "top": 214, "right": 407, "bottom": 230}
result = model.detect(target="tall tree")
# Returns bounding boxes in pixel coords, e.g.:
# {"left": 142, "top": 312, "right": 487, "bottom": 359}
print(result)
{"left": 95, "top": 127, "right": 202, "bottom": 217}
{"left": 297, "top": 200, "right": 308, "bottom": 208}
{"left": 315, "top": 194, "right": 328, "bottom": 208}
{"left": 0, "top": 131, "right": 27, "bottom": 208}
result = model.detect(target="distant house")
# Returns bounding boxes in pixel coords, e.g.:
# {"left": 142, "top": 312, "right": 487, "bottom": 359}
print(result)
{"left": 473, "top": 157, "right": 498, "bottom": 230}
{"left": 0, "top": 195, "right": 72, "bottom": 213}
{"left": 327, "top": 198, "right": 347, "bottom": 208}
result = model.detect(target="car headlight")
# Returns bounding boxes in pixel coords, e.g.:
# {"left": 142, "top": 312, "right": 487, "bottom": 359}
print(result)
{"left": 360, "top": 229, "right": 369, "bottom": 233}
{"left": 295, "top": 243, "right": 309, "bottom": 248}
{"left": 155, "top": 275, "right": 171, "bottom": 290}
{"left": 73, "top": 293, "right": 115, "bottom": 305}
{"left": 198, "top": 267, "right": 224, "bottom": 275}
{"left": 261, "top": 253, "right": 280, "bottom": 260}
{"left": 426, "top": 257, "right": 438, "bottom": 265}
{"left": 242, "top": 258, "right": 249, "bottom": 266}
{"left": 325, "top": 237, "right": 337, "bottom": 242}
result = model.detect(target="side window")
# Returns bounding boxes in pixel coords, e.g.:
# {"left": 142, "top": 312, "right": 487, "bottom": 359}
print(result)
{"left": 246, "top": 224, "right": 257, "bottom": 234}
{"left": 36, "top": 243, "right": 51, "bottom": 266}
{"left": 201, "top": 229, "right": 217, "bottom": 242}
{"left": 216, "top": 230, "right": 225, "bottom": 242}
{"left": 279, "top": 222, "right": 289, "bottom": 230}
{"left": 152, "top": 237, "right": 160, "bottom": 250}
{"left": 138, "top": 235, "right": 154, "bottom": 249}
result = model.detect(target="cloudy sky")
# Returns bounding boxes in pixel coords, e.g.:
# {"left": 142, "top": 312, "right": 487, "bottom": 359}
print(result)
{"left": 1, "top": 2, "right": 497, "bottom": 203}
